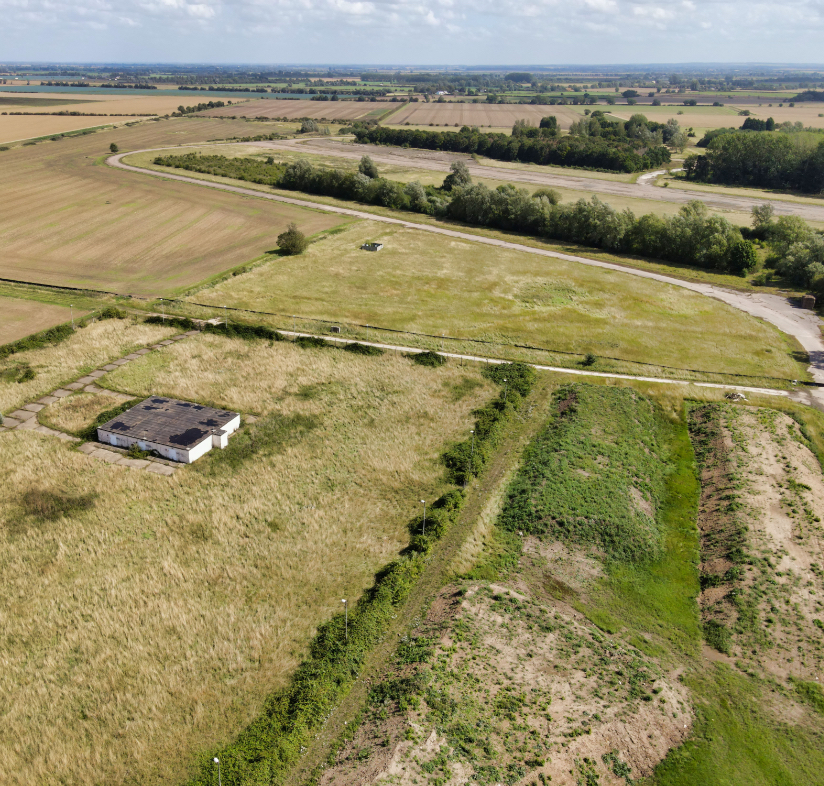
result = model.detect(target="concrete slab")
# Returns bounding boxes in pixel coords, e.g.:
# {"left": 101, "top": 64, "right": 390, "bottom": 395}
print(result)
{"left": 125, "top": 353, "right": 142, "bottom": 360}
{"left": 89, "top": 370, "right": 107, "bottom": 378}
{"left": 103, "top": 364, "right": 119, "bottom": 371}
{"left": 78, "top": 442, "right": 98, "bottom": 454}
{"left": 37, "top": 396, "right": 58, "bottom": 405}
{"left": 118, "top": 458, "right": 150, "bottom": 469}
{"left": 145, "top": 462, "right": 176, "bottom": 476}
{"left": 9, "top": 409, "right": 36, "bottom": 421}
{"left": 2, "top": 417, "right": 22, "bottom": 429}
{"left": 184, "top": 330, "right": 200, "bottom": 337}
{"left": 136, "top": 349, "right": 151, "bottom": 355}
{"left": 52, "top": 389, "right": 72, "bottom": 398}
{"left": 89, "top": 449, "right": 122, "bottom": 463}
{"left": 23, "top": 403, "right": 45, "bottom": 412}
{"left": 113, "top": 358, "right": 130, "bottom": 366}
{"left": 56, "top": 433, "right": 80, "bottom": 442}
{"left": 83, "top": 384, "right": 104, "bottom": 393}
{"left": 76, "top": 376, "right": 97, "bottom": 384}
{"left": 64, "top": 382, "right": 85, "bottom": 391}
{"left": 35, "top": 425, "right": 61, "bottom": 436}
{"left": 16, "top": 418, "right": 39, "bottom": 431}
{"left": 159, "top": 340, "right": 174, "bottom": 346}
{"left": 148, "top": 344, "right": 163, "bottom": 350}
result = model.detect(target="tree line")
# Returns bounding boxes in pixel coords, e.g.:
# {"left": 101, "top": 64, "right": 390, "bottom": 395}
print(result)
{"left": 154, "top": 152, "right": 755, "bottom": 273}
{"left": 685, "top": 130, "right": 824, "bottom": 193}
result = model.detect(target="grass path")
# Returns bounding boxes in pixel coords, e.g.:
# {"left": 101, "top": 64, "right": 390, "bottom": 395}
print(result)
{"left": 282, "top": 374, "right": 558, "bottom": 786}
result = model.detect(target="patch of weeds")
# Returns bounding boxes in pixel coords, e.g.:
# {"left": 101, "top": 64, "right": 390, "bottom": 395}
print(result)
{"left": 126, "top": 443, "right": 151, "bottom": 460}
{"left": 77, "top": 399, "right": 138, "bottom": 441}
{"left": 603, "top": 750, "right": 633, "bottom": 783}
{"left": 294, "top": 381, "right": 343, "bottom": 401}
{"left": 703, "top": 620, "right": 732, "bottom": 654}
{"left": 447, "top": 375, "right": 484, "bottom": 402}
{"left": 16, "top": 487, "right": 98, "bottom": 529}
{"left": 410, "top": 350, "right": 446, "bottom": 367}
{"left": 343, "top": 342, "right": 384, "bottom": 356}
{"left": 397, "top": 636, "right": 435, "bottom": 664}
{"left": 792, "top": 678, "right": 824, "bottom": 714}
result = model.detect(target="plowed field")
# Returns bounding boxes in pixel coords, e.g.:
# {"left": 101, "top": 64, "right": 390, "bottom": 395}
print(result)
{"left": 0, "top": 117, "right": 348, "bottom": 295}
{"left": 0, "top": 297, "right": 83, "bottom": 345}
{"left": 0, "top": 115, "right": 137, "bottom": 144}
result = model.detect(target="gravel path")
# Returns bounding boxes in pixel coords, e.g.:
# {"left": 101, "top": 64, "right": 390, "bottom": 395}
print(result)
{"left": 108, "top": 150, "right": 824, "bottom": 402}
{"left": 257, "top": 137, "right": 824, "bottom": 223}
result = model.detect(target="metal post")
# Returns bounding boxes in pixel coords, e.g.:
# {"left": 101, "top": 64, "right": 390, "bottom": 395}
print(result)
{"left": 224, "top": 305, "right": 227, "bottom": 327}
{"left": 161, "top": 299, "right": 164, "bottom": 324}
{"left": 70, "top": 304, "right": 74, "bottom": 330}
{"left": 293, "top": 315, "right": 296, "bottom": 335}
{"left": 466, "top": 429, "right": 475, "bottom": 487}
{"left": 342, "top": 599, "right": 348, "bottom": 642}
{"left": 503, "top": 378, "right": 508, "bottom": 404}
{"left": 366, "top": 324, "right": 369, "bottom": 343}
{"left": 213, "top": 757, "right": 221, "bottom": 786}
{"left": 420, "top": 499, "right": 426, "bottom": 536}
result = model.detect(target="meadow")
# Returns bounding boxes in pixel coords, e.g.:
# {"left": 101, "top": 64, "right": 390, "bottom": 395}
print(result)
{"left": 0, "top": 328, "right": 494, "bottom": 786}
{"left": 186, "top": 220, "right": 808, "bottom": 385}
{"left": 0, "top": 117, "right": 348, "bottom": 295}
{"left": 0, "top": 295, "right": 84, "bottom": 345}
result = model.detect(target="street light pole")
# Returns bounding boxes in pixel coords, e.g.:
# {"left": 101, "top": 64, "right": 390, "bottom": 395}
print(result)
{"left": 342, "top": 599, "right": 348, "bottom": 642}
{"left": 213, "top": 757, "right": 221, "bottom": 786}
{"left": 466, "top": 429, "right": 475, "bottom": 487}
{"left": 420, "top": 499, "right": 426, "bottom": 536}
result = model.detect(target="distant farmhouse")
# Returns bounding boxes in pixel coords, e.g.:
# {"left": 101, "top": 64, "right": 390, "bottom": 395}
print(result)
{"left": 361, "top": 242, "right": 384, "bottom": 252}
{"left": 97, "top": 397, "right": 240, "bottom": 463}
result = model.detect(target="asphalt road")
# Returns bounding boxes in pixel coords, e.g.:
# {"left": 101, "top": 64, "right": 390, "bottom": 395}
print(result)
{"left": 255, "top": 137, "right": 824, "bottom": 223}
{"left": 108, "top": 149, "right": 824, "bottom": 406}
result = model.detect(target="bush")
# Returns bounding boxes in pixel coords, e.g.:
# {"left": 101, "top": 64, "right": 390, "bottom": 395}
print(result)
{"left": 727, "top": 240, "right": 758, "bottom": 273}
{"left": 77, "top": 399, "right": 137, "bottom": 441}
{"left": 295, "top": 335, "right": 328, "bottom": 349}
{"left": 276, "top": 222, "right": 308, "bottom": 255}
{"left": 481, "top": 362, "right": 536, "bottom": 397}
{"left": 99, "top": 306, "right": 127, "bottom": 320}
{"left": 17, "top": 366, "right": 36, "bottom": 383}
{"left": 109, "top": 143, "right": 119, "bottom": 153}
{"left": 582, "top": 352, "right": 597, "bottom": 366}
{"left": 144, "top": 315, "right": 195, "bottom": 330}
{"left": 411, "top": 351, "right": 446, "bottom": 367}
{"left": 704, "top": 620, "right": 732, "bottom": 654}
{"left": 0, "top": 322, "right": 74, "bottom": 360}
{"left": 343, "top": 342, "right": 384, "bottom": 356}
{"left": 204, "top": 321, "right": 283, "bottom": 342}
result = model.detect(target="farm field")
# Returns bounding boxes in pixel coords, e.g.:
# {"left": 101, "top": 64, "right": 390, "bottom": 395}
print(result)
{"left": 0, "top": 114, "right": 139, "bottom": 144}
{"left": 0, "top": 324, "right": 494, "bottom": 786}
{"left": 186, "top": 221, "right": 808, "bottom": 384}
{"left": 0, "top": 117, "right": 348, "bottom": 295}
{"left": 0, "top": 296, "right": 84, "bottom": 345}
{"left": 385, "top": 101, "right": 589, "bottom": 129}
{"left": 199, "top": 98, "right": 382, "bottom": 121}
{"left": 0, "top": 91, "right": 221, "bottom": 116}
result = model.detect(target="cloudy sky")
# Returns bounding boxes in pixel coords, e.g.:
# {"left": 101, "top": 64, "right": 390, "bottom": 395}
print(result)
{"left": 2, "top": 0, "right": 823, "bottom": 64}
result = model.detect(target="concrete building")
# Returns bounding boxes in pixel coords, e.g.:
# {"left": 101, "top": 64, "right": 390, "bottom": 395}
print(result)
{"left": 97, "top": 397, "right": 241, "bottom": 464}
{"left": 360, "top": 242, "right": 384, "bottom": 252}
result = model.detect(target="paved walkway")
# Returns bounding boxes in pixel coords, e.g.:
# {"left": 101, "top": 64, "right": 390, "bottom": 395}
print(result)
{"left": 0, "top": 331, "right": 200, "bottom": 475}
{"left": 108, "top": 150, "right": 824, "bottom": 390}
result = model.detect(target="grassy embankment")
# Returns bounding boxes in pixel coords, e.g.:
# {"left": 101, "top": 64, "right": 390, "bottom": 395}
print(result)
{"left": 0, "top": 327, "right": 495, "bottom": 786}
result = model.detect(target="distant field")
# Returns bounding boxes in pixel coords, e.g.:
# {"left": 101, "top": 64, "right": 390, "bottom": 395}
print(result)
{"left": 0, "top": 114, "right": 137, "bottom": 143}
{"left": 0, "top": 96, "right": 91, "bottom": 108}
{"left": 0, "top": 327, "right": 492, "bottom": 786}
{"left": 386, "top": 102, "right": 588, "bottom": 129}
{"left": 0, "top": 117, "right": 348, "bottom": 295}
{"left": 200, "top": 99, "right": 378, "bottom": 121}
{"left": 189, "top": 220, "right": 807, "bottom": 384}
{"left": 0, "top": 296, "right": 83, "bottom": 345}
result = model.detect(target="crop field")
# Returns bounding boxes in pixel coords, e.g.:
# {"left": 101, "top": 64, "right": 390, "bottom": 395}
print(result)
{"left": 188, "top": 221, "right": 807, "bottom": 384}
{"left": 0, "top": 114, "right": 140, "bottom": 144}
{"left": 0, "top": 327, "right": 494, "bottom": 786}
{"left": 0, "top": 296, "right": 84, "bottom": 345}
{"left": 199, "top": 98, "right": 379, "bottom": 121}
{"left": 0, "top": 117, "right": 348, "bottom": 295}
{"left": 385, "top": 101, "right": 588, "bottom": 130}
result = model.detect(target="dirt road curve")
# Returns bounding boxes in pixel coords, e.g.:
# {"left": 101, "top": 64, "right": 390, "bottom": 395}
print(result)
{"left": 108, "top": 150, "right": 824, "bottom": 406}
{"left": 255, "top": 137, "right": 824, "bottom": 223}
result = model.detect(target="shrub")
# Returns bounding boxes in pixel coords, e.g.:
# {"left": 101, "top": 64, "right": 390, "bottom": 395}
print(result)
{"left": 77, "top": 399, "right": 137, "bottom": 441}
{"left": 481, "top": 362, "right": 536, "bottom": 397}
{"left": 17, "top": 366, "right": 36, "bottom": 383}
{"left": 99, "top": 306, "right": 127, "bottom": 320}
{"left": 204, "top": 321, "right": 282, "bottom": 342}
{"left": 704, "top": 620, "right": 731, "bottom": 654}
{"left": 343, "top": 342, "right": 384, "bottom": 356}
{"left": 144, "top": 315, "right": 195, "bottom": 330}
{"left": 411, "top": 350, "right": 446, "bottom": 367}
{"left": 582, "top": 352, "right": 597, "bottom": 366}
{"left": 295, "top": 335, "right": 328, "bottom": 349}
{"left": 276, "top": 222, "right": 308, "bottom": 255}
{"left": 109, "top": 143, "right": 119, "bottom": 153}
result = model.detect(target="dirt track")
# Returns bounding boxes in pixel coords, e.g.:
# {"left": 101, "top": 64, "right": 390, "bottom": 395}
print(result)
{"left": 107, "top": 149, "right": 824, "bottom": 404}
{"left": 254, "top": 137, "right": 824, "bottom": 223}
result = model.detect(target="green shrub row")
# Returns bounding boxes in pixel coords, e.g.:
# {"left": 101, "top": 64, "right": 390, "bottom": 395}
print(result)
{"left": 144, "top": 314, "right": 195, "bottom": 330}
{"left": 185, "top": 489, "right": 466, "bottom": 786}
{"left": 203, "top": 321, "right": 284, "bottom": 342}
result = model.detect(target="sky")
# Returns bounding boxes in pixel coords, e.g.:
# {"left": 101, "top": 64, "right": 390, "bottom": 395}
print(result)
{"left": 2, "top": 0, "right": 823, "bottom": 65}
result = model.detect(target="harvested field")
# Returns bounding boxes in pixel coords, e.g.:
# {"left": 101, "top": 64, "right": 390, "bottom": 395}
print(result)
{"left": 0, "top": 114, "right": 138, "bottom": 143}
{"left": 0, "top": 296, "right": 83, "bottom": 345}
{"left": 386, "top": 102, "right": 588, "bottom": 130}
{"left": 0, "top": 118, "right": 348, "bottom": 295}
{"left": 0, "top": 332, "right": 494, "bottom": 786}
{"left": 0, "top": 90, "right": 236, "bottom": 116}
{"left": 190, "top": 220, "right": 808, "bottom": 384}
{"left": 199, "top": 98, "right": 379, "bottom": 121}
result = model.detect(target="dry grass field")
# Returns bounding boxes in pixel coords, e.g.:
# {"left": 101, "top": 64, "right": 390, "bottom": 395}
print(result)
{"left": 386, "top": 102, "right": 589, "bottom": 130}
{"left": 0, "top": 318, "right": 177, "bottom": 413}
{"left": 189, "top": 221, "right": 807, "bottom": 384}
{"left": 0, "top": 296, "right": 85, "bottom": 345}
{"left": 0, "top": 114, "right": 139, "bottom": 144}
{"left": 199, "top": 98, "right": 377, "bottom": 121}
{"left": 0, "top": 117, "right": 348, "bottom": 295}
{"left": 0, "top": 332, "right": 494, "bottom": 786}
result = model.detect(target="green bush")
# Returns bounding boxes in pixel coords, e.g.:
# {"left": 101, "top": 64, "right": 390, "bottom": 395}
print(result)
{"left": 99, "top": 306, "right": 127, "bottom": 320}
{"left": 77, "top": 399, "right": 137, "bottom": 441}
{"left": 411, "top": 350, "right": 446, "bottom": 367}
{"left": 204, "top": 321, "right": 283, "bottom": 342}
{"left": 343, "top": 342, "right": 384, "bottom": 356}
{"left": 704, "top": 620, "right": 732, "bottom": 654}
{"left": 17, "top": 366, "right": 36, "bottom": 383}
{"left": 144, "top": 315, "right": 195, "bottom": 330}
{"left": 0, "top": 322, "right": 74, "bottom": 360}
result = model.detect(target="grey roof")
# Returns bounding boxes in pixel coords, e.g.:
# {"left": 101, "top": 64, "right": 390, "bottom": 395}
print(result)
{"left": 98, "top": 397, "right": 238, "bottom": 450}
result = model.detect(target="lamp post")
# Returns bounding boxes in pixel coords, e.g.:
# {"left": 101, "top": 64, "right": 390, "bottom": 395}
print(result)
{"left": 160, "top": 298, "right": 164, "bottom": 324}
{"left": 341, "top": 598, "right": 348, "bottom": 642}
{"left": 70, "top": 304, "right": 74, "bottom": 330}
{"left": 420, "top": 499, "right": 426, "bottom": 536}
{"left": 466, "top": 429, "right": 475, "bottom": 488}
{"left": 213, "top": 757, "right": 221, "bottom": 786}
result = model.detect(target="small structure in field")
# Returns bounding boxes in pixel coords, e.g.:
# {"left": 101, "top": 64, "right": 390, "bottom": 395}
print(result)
{"left": 97, "top": 397, "right": 240, "bottom": 463}
{"left": 360, "top": 242, "right": 383, "bottom": 252}
{"left": 802, "top": 294, "right": 816, "bottom": 310}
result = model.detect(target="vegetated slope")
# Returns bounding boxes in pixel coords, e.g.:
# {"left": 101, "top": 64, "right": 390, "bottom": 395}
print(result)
{"left": 0, "top": 334, "right": 494, "bottom": 786}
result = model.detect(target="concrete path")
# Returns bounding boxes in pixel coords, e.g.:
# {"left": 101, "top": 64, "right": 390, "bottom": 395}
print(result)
{"left": 0, "top": 331, "right": 200, "bottom": 474}
{"left": 108, "top": 149, "right": 824, "bottom": 394}
{"left": 254, "top": 137, "right": 824, "bottom": 223}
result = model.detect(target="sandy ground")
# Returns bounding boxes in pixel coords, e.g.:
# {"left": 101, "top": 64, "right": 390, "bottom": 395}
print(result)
{"left": 255, "top": 137, "right": 824, "bottom": 224}
{"left": 109, "top": 149, "right": 824, "bottom": 401}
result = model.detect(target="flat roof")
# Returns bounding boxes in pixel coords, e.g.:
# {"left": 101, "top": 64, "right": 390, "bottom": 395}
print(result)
{"left": 99, "top": 397, "right": 238, "bottom": 450}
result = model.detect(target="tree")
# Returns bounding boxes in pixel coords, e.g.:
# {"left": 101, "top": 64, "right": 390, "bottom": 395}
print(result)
{"left": 751, "top": 204, "right": 774, "bottom": 231}
{"left": 532, "top": 188, "right": 561, "bottom": 205}
{"left": 109, "top": 143, "right": 119, "bottom": 153}
{"left": 358, "top": 155, "right": 379, "bottom": 178}
{"left": 442, "top": 160, "right": 472, "bottom": 191}
{"left": 727, "top": 240, "right": 758, "bottom": 273}
{"left": 276, "top": 223, "right": 308, "bottom": 255}
{"left": 299, "top": 118, "right": 319, "bottom": 133}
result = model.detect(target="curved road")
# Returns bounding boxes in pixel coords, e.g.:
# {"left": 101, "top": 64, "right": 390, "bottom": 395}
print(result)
{"left": 254, "top": 137, "right": 824, "bottom": 223}
{"left": 108, "top": 149, "right": 824, "bottom": 407}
